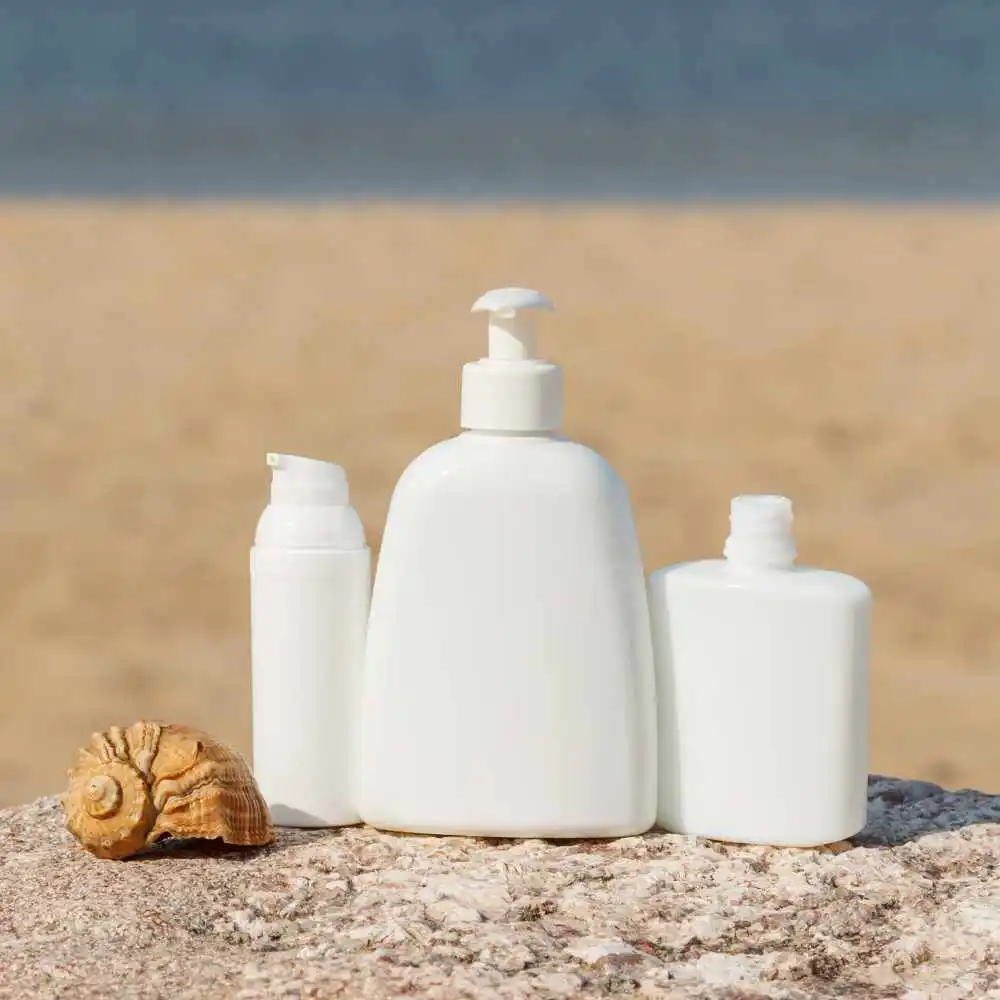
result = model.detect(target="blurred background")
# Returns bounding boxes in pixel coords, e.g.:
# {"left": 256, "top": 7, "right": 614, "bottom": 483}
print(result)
{"left": 2, "top": 1, "right": 1000, "bottom": 806}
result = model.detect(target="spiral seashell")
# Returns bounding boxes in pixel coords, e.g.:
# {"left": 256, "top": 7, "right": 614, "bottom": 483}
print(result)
{"left": 62, "top": 721, "right": 274, "bottom": 860}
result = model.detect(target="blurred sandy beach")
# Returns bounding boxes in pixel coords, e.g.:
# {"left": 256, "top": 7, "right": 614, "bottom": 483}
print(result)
{"left": 1, "top": 200, "right": 999, "bottom": 806}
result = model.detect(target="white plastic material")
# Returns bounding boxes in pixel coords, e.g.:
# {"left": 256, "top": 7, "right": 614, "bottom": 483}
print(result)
{"left": 266, "top": 451, "right": 349, "bottom": 507}
{"left": 250, "top": 452, "right": 371, "bottom": 828}
{"left": 460, "top": 286, "right": 562, "bottom": 432}
{"left": 357, "top": 289, "right": 657, "bottom": 838}
{"left": 723, "top": 494, "right": 797, "bottom": 568}
{"left": 648, "top": 495, "right": 871, "bottom": 847}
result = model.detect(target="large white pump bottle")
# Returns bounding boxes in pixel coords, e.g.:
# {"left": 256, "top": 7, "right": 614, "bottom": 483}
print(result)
{"left": 357, "top": 288, "right": 657, "bottom": 838}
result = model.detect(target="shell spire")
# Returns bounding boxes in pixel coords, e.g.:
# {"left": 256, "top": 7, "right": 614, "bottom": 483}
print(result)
{"left": 63, "top": 721, "right": 274, "bottom": 860}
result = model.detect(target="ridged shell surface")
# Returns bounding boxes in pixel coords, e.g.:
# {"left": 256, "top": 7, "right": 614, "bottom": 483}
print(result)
{"left": 63, "top": 721, "right": 274, "bottom": 860}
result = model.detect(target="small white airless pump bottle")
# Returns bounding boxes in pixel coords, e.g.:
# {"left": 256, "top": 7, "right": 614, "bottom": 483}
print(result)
{"left": 357, "top": 287, "right": 658, "bottom": 838}
{"left": 250, "top": 453, "right": 371, "bottom": 828}
{"left": 648, "top": 494, "right": 871, "bottom": 847}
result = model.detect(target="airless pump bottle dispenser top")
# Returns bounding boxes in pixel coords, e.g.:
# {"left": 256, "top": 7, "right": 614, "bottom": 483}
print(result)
{"left": 357, "top": 287, "right": 658, "bottom": 839}
{"left": 648, "top": 494, "right": 871, "bottom": 847}
{"left": 250, "top": 453, "right": 371, "bottom": 828}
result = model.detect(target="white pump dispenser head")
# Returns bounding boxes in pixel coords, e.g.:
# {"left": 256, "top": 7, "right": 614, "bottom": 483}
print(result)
{"left": 267, "top": 452, "right": 350, "bottom": 506}
{"left": 460, "top": 287, "right": 562, "bottom": 432}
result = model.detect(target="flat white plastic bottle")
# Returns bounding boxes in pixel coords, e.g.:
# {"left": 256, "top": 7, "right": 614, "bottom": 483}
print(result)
{"left": 250, "top": 452, "right": 371, "bottom": 827}
{"left": 357, "top": 287, "right": 657, "bottom": 838}
{"left": 648, "top": 494, "right": 871, "bottom": 846}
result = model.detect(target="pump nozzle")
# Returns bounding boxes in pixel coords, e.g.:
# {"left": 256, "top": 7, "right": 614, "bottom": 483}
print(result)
{"left": 471, "top": 287, "right": 554, "bottom": 361}
{"left": 462, "top": 287, "right": 561, "bottom": 432}
{"left": 267, "top": 452, "right": 350, "bottom": 506}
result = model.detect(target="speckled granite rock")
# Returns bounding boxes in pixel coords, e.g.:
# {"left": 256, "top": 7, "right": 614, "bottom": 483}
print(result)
{"left": 1, "top": 776, "right": 999, "bottom": 999}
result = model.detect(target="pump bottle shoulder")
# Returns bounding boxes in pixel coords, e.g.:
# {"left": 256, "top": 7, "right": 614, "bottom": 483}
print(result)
{"left": 385, "top": 429, "right": 623, "bottom": 512}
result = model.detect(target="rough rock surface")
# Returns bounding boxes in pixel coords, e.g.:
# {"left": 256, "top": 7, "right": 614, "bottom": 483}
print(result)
{"left": 1, "top": 776, "right": 999, "bottom": 1000}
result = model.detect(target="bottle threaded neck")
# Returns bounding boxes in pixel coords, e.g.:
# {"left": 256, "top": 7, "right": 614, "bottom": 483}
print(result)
{"left": 723, "top": 494, "right": 797, "bottom": 569}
